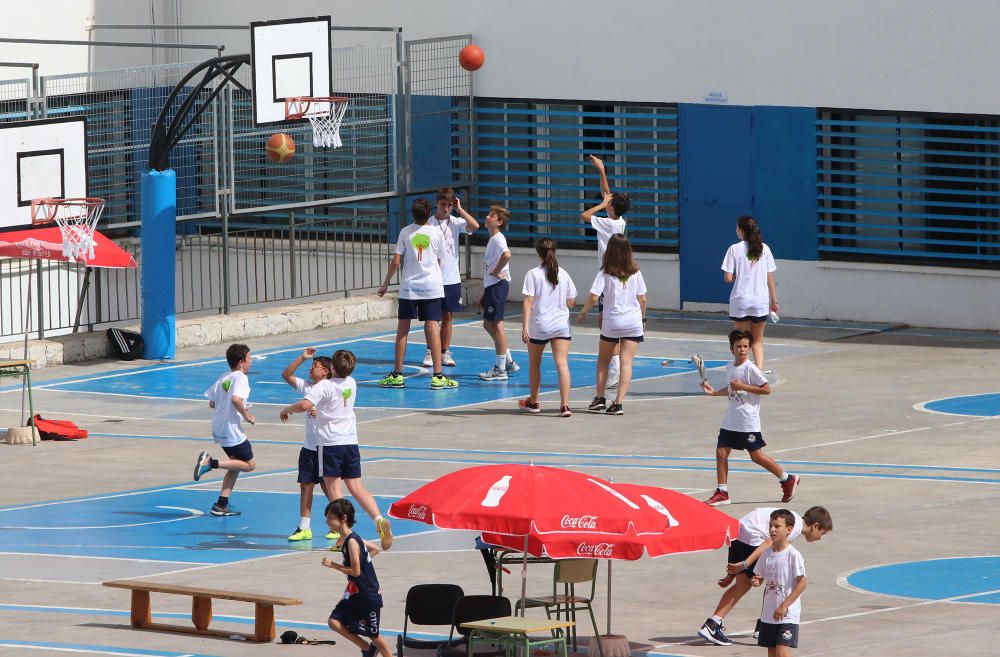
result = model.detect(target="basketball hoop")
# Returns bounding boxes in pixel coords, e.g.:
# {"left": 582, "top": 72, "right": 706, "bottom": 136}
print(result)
{"left": 285, "top": 96, "right": 349, "bottom": 149}
{"left": 30, "top": 197, "right": 106, "bottom": 262}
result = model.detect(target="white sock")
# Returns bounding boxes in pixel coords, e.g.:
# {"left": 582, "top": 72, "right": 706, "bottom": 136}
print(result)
{"left": 717, "top": 484, "right": 728, "bottom": 492}
{"left": 778, "top": 473, "right": 789, "bottom": 482}
{"left": 506, "top": 349, "right": 514, "bottom": 363}
{"left": 299, "top": 516, "right": 310, "bottom": 530}
{"left": 496, "top": 353, "right": 508, "bottom": 370}
{"left": 711, "top": 615, "right": 724, "bottom": 625}
{"left": 610, "top": 354, "right": 620, "bottom": 372}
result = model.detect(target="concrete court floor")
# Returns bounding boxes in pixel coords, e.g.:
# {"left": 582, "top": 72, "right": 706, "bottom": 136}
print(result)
{"left": 0, "top": 313, "right": 998, "bottom": 657}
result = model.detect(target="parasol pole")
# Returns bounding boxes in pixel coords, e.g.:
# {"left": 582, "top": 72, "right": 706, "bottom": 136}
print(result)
{"left": 607, "top": 559, "right": 612, "bottom": 635}
{"left": 520, "top": 534, "right": 528, "bottom": 616}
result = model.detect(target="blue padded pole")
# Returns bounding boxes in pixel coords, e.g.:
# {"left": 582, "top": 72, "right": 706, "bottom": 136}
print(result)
{"left": 140, "top": 169, "right": 176, "bottom": 359}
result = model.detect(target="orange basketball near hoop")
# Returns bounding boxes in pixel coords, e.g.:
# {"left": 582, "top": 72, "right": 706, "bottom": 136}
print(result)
{"left": 266, "top": 132, "right": 295, "bottom": 163}
{"left": 459, "top": 44, "right": 485, "bottom": 71}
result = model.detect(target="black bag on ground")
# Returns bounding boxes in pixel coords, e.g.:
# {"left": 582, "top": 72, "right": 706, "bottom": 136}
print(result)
{"left": 107, "top": 328, "right": 144, "bottom": 360}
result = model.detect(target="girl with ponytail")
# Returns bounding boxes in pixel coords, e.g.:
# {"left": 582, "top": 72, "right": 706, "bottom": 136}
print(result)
{"left": 519, "top": 238, "right": 578, "bottom": 417}
{"left": 719, "top": 215, "right": 778, "bottom": 371}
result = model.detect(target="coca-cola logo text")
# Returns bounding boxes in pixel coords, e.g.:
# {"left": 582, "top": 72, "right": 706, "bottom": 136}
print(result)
{"left": 407, "top": 505, "right": 427, "bottom": 520}
{"left": 560, "top": 514, "right": 598, "bottom": 529}
{"left": 576, "top": 542, "right": 615, "bottom": 557}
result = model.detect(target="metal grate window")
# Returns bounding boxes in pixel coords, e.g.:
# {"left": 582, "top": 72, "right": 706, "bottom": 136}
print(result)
{"left": 817, "top": 110, "right": 1000, "bottom": 267}
{"left": 453, "top": 100, "right": 679, "bottom": 252}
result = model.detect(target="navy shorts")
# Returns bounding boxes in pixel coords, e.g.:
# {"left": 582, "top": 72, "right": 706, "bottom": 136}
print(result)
{"left": 221, "top": 440, "right": 254, "bottom": 462}
{"left": 330, "top": 596, "right": 382, "bottom": 638}
{"left": 726, "top": 539, "right": 758, "bottom": 578}
{"left": 482, "top": 280, "right": 509, "bottom": 321}
{"left": 717, "top": 428, "right": 767, "bottom": 452}
{"left": 730, "top": 314, "right": 767, "bottom": 324}
{"left": 757, "top": 622, "right": 798, "bottom": 648}
{"left": 529, "top": 335, "right": 571, "bottom": 345}
{"left": 442, "top": 283, "right": 464, "bottom": 313}
{"left": 398, "top": 297, "right": 443, "bottom": 322}
{"left": 600, "top": 334, "right": 644, "bottom": 344}
{"left": 298, "top": 445, "right": 362, "bottom": 483}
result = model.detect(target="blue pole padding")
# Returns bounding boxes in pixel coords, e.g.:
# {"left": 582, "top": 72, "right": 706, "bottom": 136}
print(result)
{"left": 140, "top": 169, "right": 176, "bottom": 360}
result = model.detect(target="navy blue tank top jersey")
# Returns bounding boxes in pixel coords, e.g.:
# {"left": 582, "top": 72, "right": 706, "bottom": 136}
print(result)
{"left": 341, "top": 532, "right": 382, "bottom": 606}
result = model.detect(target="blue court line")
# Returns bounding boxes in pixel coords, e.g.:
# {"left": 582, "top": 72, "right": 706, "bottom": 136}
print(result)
{"left": 0, "top": 641, "right": 219, "bottom": 657}
{"left": 845, "top": 556, "right": 1000, "bottom": 606}
{"left": 84, "top": 433, "right": 1000, "bottom": 475}
{"left": 917, "top": 393, "right": 1000, "bottom": 417}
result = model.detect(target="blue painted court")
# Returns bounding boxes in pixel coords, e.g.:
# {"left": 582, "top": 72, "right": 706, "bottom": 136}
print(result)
{"left": 32, "top": 335, "right": 722, "bottom": 410}
{"left": 919, "top": 393, "right": 1000, "bottom": 417}
{"left": 847, "top": 556, "right": 1000, "bottom": 605}
{"left": 0, "top": 481, "right": 423, "bottom": 563}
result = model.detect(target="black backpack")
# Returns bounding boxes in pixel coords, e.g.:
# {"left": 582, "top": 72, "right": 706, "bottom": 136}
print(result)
{"left": 106, "top": 328, "right": 144, "bottom": 360}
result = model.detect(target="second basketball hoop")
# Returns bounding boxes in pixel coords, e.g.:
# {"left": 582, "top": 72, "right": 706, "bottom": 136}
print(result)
{"left": 31, "top": 197, "right": 106, "bottom": 262}
{"left": 285, "top": 96, "right": 350, "bottom": 149}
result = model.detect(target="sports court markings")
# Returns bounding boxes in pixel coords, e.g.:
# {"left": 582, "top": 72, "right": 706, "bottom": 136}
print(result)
{"left": 0, "top": 642, "right": 220, "bottom": 657}
{"left": 914, "top": 393, "right": 1000, "bottom": 417}
{"left": 840, "top": 556, "right": 1000, "bottom": 605}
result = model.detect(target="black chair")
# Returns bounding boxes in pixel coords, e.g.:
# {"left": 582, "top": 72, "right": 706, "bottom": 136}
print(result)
{"left": 397, "top": 584, "right": 465, "bottom": 657}
{"left": 438, "top": 594, "right": 512, "bottom": 657}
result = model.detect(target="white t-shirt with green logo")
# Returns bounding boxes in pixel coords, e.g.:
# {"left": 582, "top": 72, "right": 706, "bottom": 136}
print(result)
{"left": 205, "top": 370, "right": 250, "bottom": 447}
{"left": 395, "top": 223, "right": 446, "bottom": 300}
{"left": 294, "top": 375, "right": 358, "bottom": 447}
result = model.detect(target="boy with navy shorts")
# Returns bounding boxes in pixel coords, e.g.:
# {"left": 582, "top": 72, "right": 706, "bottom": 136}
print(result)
{"left": 478, "top": 205, "right": 515, "bottom": 381}
{"left": 193, "top": 343, "right": 256, "bottom": 516}
{"left": 323, "top": 499, "right": 392, "bottom": 657}
{"left": 282, "top": 349, "right": 393, "bottom": 550}
{"left": 376, "top": 198, "right": 458, "bottom": 390}
{"left": 423, "top": 187, "right": 480, "bottom": 369}
{"left": 751, "top": 509, "right": 808, "bottom": 656}
{"left": 700, "top": 329, "right": 799, "bottom": 507}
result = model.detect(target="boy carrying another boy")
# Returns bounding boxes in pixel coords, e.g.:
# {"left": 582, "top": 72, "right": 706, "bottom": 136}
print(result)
{"left": 377, "top": 198, "right": 459, "bottom": 390}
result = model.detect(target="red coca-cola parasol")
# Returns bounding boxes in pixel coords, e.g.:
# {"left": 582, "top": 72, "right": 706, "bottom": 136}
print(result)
{"left": 0, "top": 226, "right": 136, "bottom": 269}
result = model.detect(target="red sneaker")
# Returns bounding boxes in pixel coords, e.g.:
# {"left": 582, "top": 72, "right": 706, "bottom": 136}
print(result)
{"left": 518, "top": 398, "right": 541, "bottom": 414}
{"left": 704, "top": 489, "right": 730, "bottom": 506}
{"left": 559, "top": 406, "right": 572, "bottom": 417}
{"left": 780, "top": 474, "right": 800, "bottom": 503}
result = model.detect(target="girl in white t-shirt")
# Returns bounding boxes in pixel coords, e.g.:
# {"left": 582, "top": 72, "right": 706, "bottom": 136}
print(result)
{"left": 721, "top": 215, "right": 778, "bottom": 371}
{"left": 519, "top": 238, "right": 577, "bottom": 417}
{"left": 577, "top": 234, "right": 647, "bottom": 416}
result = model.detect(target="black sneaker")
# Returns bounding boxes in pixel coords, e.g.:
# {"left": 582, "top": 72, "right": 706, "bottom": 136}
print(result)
{"left": 210, "top": 503, "right": 241, "bottom": 516}
{"left": 606, "top": 402, "right": 624, "bottom": 416}
{"left": 698, "top": 618, "right": 732, "bottom": 646}
{"left": 588, "top": 396, "right": 606, "bottom": 412}
{"left": 361, "top": 642, "right": 378, "bottom": 657}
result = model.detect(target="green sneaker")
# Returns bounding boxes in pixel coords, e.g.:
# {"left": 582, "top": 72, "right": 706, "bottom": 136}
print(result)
{"left": 287, "top": 527, "right": 313, "bottom": 541}
{"left": 430, "top": 374, "right": 459, "bottom": 390}
{"left": 377, "top": 372, "right": 405, "bottom": 388}
{"left": 326, "top": 531, "right": 341, "bottom": 541}
{"left": 376, "top": 517, "right": 393, "bottom": 550}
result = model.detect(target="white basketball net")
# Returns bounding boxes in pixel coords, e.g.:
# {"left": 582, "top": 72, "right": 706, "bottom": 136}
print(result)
{"left": 30, "top": 198, "right": 105, "bottom": 261}
{"left": 285, "top": 96, "right": 350, "bottom": 148}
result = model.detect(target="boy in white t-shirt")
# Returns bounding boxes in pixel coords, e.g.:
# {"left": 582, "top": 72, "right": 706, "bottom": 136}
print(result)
{"left": 698, "top": 506, "right": 832, "bottom": 646}
{"left": 421, "top": 188, "right": 480, "bottom": 369}
{"left": 193, "top": 343, "right": 257, "bottom": 517}
{"left": 751, "top": 509, "right": 808, "bottom": 655}
{"left": 580, "top": 155, "right": 630, "bottom": 387}
{"left": 280, "top": 349, "right": 393, "bottom": 551}
{"left": 701, "top": 330, "right": 799, "bottom": 507}
{"left": 478, "top": 205, "right": 515, "bottom": 381}
{"left": 376, "top": 198, "right": 458, "bottom": 390}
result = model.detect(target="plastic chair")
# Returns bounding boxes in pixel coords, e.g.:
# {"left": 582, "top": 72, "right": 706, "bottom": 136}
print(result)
{"left": 515, "top": 558, "right": 603, "bottom": 657}
{"left": 438, "top": 594, "right": 513, "bottom": 657}
{"left": 396, "top": 583, "right": 465, "bottom": 657}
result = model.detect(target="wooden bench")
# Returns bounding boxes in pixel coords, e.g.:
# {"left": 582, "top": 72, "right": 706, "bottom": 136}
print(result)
{"left": 103, "top": 579, "right": 302, "bottom": 642}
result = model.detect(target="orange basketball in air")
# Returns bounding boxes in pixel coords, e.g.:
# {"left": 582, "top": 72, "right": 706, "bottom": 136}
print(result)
{"left": 266, "top": 132, "right": 295, "bottom": 163}
{"left": 459, "top": 44, "right": 485, "bottom": 71}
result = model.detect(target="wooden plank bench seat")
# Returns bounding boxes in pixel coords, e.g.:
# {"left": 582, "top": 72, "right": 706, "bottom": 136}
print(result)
{"left": 103, "top": 579, "right": 302, "bottom": 642}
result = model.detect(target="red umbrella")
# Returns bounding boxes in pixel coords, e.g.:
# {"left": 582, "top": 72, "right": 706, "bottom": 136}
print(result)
{"left": 0, "top": 227, "right": 137, "bottom": 268}
{"left": 389, "top": 463, "right": 680, "bottom": 537}
{"left": 482, "top": 482, "right": 738, "bottom": 560}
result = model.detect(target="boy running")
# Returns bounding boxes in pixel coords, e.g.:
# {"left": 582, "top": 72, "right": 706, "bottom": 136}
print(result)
{"left": 193, "top": 343, "right": 256, "bottom": 516}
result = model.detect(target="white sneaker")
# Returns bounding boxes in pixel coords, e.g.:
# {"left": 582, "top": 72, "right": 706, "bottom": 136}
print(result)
{"left": 505, "top": 359, "right": 520, "bottom": 373}
{"left": 442, "top": 350, "right": 457, "bottom": 367}
{"left": 421, "top": 348, "right": 433, "bottom": 368}
{"left": 479, "top": 365, "right": 508, "bottom": 381}
{"left": 607, "top": 368, "right": 620, "bottom": 389}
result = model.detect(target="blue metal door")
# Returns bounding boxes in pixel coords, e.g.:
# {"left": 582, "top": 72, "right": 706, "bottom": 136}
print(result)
{"left": 679, "top": 104, "right": 753, "bottom": 305}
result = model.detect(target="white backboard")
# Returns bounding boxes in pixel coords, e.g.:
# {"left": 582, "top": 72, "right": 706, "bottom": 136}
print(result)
{"left": 250, "top": 16, "right": 333, "bottom": 126}
{"left": 0, "top": 117, "right": 87, "bottom": 230}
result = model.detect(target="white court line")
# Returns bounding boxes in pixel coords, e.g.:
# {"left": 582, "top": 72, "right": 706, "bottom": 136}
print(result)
{"left": 0, "top": 644, "right": 195, "bottom": 656}
{"left": 0, "top": 506, "right": 203, "bottom": 530}
{"left": 913, "top": 395, "right": 1000, "bottom": 418}
{"left": 769, "top": 415, "right": 996, "bottom": 454}
{"left": 0, "top": 551, "right": 210, "bottom": 565}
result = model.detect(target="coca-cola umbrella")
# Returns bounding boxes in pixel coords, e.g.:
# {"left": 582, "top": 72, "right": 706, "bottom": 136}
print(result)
{"left": 481, "top": 482, "right": 738, "bottom": 640}
{"left": 388, "top": 464, "right": 735, "bottom": 620}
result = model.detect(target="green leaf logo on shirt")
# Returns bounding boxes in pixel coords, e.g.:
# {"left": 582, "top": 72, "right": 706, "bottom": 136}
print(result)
{"left": 222, "top": 379, "right": 232, "bottom": 392}
{"left": 342, "top": 388, "right": 352, "bottom": 401}
{"left": 617, "top": 275, "right": 629, "bottom": 288}
{"left": 411, "top": 233, "right": 431, "bottom": 261}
